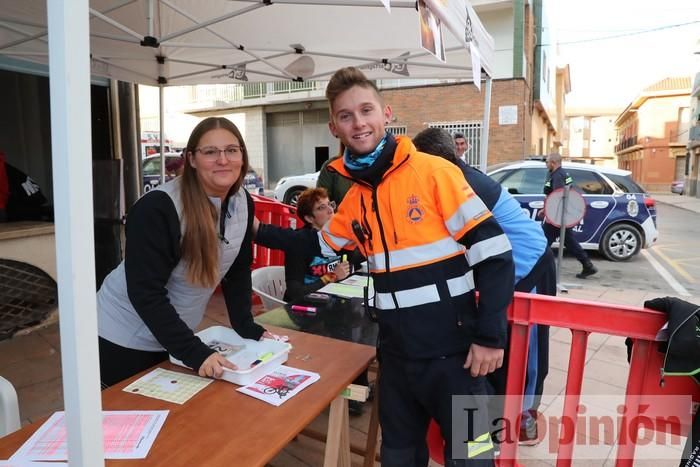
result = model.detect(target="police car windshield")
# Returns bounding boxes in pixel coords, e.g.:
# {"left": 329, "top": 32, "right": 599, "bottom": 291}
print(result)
{"left": 143, "top": 156, "right": 178, "bottom": 176}
{"left": 605, "top": 174, "right": 646, "bottom": 194}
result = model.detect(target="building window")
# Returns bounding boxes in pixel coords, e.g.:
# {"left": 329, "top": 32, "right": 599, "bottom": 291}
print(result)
{"left": 386, "top": 126, "right": 407, "bottom": 136}
{"left": 427, "top": 121, "right": 483, "bottom": 166}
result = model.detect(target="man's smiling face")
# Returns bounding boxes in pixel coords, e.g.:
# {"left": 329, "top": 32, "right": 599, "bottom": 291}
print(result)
{"left": 328, "top": 85, "right": 392, "bottom": 156}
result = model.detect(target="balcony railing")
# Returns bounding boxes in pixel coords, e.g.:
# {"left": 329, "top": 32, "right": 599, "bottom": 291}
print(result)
{"left": 181, "top": 78, "right": 464, "bottom": 110}
{"left": 183, "top": 81, "right": 327, "bottom": 109}
{"left": 614, "top": 136, "right": 638, "bottom": 152}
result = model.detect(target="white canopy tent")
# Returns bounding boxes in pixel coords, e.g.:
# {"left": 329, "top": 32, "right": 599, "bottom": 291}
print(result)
{"left": 2, "top": 0, "right": 495, "bottom": 84}
{"left": 0, "top": 1, "right": 495, "bottom": 464}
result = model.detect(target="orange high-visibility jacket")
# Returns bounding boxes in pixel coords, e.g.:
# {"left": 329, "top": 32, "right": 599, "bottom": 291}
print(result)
{"left": 321, "top": 136, "right": 514, "bottom": 358}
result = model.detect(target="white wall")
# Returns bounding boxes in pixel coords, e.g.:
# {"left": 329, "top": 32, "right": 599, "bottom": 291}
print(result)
{"left": 589, "top": 116, "right": 616, "bottom": 157}
{"left": 139, "top": 85, "right": 200, "bottom": 148}
{"left": 478, "top": 8, "right": 515, "bottom": 79}
{"left": 567, "top": 116, "right": 585, "bottom": 158}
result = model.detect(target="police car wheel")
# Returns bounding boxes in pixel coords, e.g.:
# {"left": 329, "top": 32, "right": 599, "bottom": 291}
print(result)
{"left": 600, "top": 224, "right": 641, "bottom": 261}
{"left": 283, "top": 187, "right": 305, "bottom": 206}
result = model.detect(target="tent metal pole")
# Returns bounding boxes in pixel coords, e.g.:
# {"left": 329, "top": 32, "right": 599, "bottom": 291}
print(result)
{"left": 159, "top": 84, "right": 165, "bottom": 184}
{"left": 147, "top": 0, "right": 154, "bottom": 37}
{"left": 479, "top": 75, "right": 492, "bottom": 173}
{"left": 47, "top": 0, "right": 104, "bottom": 464}
{"left": 160, "top": 4, "right": 265, "bottom": 43}
{"left": 90, "top": 8, "right": 143, "bottom": 40}
{"left": 159, "top": 0, "right": 296, "bottom": 79}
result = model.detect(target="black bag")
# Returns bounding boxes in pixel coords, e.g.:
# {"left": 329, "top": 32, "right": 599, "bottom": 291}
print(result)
{"left": 636, "top": 297, "right": 700, "bottom": 467}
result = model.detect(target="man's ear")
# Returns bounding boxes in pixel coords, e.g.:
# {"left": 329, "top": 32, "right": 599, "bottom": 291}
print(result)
{"left": 303, "top": 214, "right": 315, "bottom": 225}
{"left": 328, "top": 121, "right": 338, "bottom": 138}
{"left": 383, "top": 105, "right": 393, "bottom": 126}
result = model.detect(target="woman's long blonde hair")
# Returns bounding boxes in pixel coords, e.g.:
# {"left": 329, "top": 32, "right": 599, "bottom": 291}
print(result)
{"left": 181, "top": 117, "right": 249, "bottom": 287}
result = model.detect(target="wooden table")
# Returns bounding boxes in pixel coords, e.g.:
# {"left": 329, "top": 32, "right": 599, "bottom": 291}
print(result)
{"left": 256, "top": 299, "right": 381, "bottom": 467}
{"left": 0, "top": 326, "right": 375, "bottom": 467}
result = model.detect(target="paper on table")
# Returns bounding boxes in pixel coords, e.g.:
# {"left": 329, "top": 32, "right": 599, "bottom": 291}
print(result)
{"left": 318, "top": 282, "right": 365, "bottom": 299}
{"left": 318, "top": 274, "right": 374, "bottom": 299}
{"left": 10, "top": 411, "right": 168, "bottom": 461}
{"left": 237, "top": 365, "right": 320, "bottom": 406}
{"left": 123, "top": 368, "right": 212, "bottom": 404}
{"left": 339, "top": 274, "right": 373, "bottom": 288}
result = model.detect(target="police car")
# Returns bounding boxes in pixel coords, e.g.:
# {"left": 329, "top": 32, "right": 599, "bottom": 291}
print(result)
{"left": 488, "top": 161, "right": 658, "bottom": 261}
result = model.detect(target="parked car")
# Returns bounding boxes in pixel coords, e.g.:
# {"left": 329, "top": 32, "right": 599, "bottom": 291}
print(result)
{"left": 142, "top": 153, "right": 183, "bottom": 193}
{"left": 671, "top": 180, "right": 685, "bottom": 195}
{"left": 488, "top": 161, "right": 658, "bottom": 261}
{"left": 143, "top": 153, "right": 265, "bottom": 195}
{"left": 273, "top": 171, "right": 319, "bottom": 205}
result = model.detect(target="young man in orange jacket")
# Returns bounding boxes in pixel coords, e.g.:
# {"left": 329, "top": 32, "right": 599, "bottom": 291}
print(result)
{"left": 256, "top": 67, "right": 514, "bottom": 465}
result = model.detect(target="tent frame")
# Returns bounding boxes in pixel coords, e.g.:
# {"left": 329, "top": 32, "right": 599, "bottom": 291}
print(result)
{"left": 16, "top": 1, "right": 496, "bottom": 463}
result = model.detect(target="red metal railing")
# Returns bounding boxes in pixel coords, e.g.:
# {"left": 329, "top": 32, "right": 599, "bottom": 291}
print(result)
{"left": 428, "top": 292, "right": 699, "bottom": 466}
{"left": 251, "top": 194, "right": 302, "bottom": 269}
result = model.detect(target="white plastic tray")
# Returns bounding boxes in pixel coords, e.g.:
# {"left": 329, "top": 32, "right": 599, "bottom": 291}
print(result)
{"left": 169, "top": 326, "right": 292, "bottom": 386}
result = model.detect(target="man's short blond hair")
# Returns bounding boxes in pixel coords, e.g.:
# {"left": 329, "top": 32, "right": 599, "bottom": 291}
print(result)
{"left": 325, "top": 67, "right": 383, "bottom": 111}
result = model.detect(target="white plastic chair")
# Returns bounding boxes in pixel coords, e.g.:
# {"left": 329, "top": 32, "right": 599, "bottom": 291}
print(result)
{"left": 251, "top": 266, "right": 287, "bottom": 311}
{"left": 0, "top": 375, "right": 21, "bottom": 436}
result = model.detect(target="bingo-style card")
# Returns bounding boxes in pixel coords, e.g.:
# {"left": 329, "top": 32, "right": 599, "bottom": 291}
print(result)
{"left": 123, "top": 368, "right": 213, "bottom": 404}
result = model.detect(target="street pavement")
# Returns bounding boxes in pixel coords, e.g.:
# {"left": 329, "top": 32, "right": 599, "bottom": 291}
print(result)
{"left": 651, "top": 193, "right": 700, "bottom": 214}
{"left": 2, "top": 193, "right": 699, "bottom": 466}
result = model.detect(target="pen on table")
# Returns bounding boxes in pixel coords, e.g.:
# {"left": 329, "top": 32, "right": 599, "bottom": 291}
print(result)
{"left": 291, "top": 304, "right": 317, "bottom": 314}
{"left": 250, "top": 351, "right": 275, "bottom": 368}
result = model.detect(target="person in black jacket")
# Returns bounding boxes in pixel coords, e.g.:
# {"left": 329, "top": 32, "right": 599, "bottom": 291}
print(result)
{"left": 283, "top": 187, "right": 352, "bottom": 302}
{"left": 316, "top": 150, "right": 353, "bottom": 206}
{"left": 97, "top": 117, "right": 271, "bottom": 387}
{"left": 542, "top": 153, "right": 597, "bottom": 279}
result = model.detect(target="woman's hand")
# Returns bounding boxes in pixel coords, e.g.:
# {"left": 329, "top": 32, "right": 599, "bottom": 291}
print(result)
{"left": 334, "top": 262, "right": 351, "bottom": 281}
{"left": 260, "top": 330, "right": 289, "bottom": 343}
{"left": 198, "top": 352, "right": 237, "bottom": 378}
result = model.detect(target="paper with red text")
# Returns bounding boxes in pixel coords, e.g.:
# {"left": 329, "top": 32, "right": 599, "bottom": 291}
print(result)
{"left": 10, "top": 410, "right": 168, "bottom": 461}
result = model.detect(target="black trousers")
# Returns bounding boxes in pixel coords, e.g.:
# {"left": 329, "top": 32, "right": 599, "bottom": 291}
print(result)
{"left": 542, "top": 222, "right": 590, "bottom": 265}
{"left": 379, "top": 351, "right": 493, "bottom": 466}
{"left": 98, "top": 336, "right": 169, "bottom": 388}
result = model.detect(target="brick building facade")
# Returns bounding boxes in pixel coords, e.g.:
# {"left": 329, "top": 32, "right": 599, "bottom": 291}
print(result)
{"left": 615, "top": 77, "right": 691, "bottom": 192}
{"left": 381, "top": 79, "right": 532, "bottom": 166}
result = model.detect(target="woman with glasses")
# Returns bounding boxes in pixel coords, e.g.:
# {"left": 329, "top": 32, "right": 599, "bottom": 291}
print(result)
{"left": 283, "top": 187, "right": 353, "bottom": 302}
{"left": 97, "top": 117, "right": 271, "bottom": 387}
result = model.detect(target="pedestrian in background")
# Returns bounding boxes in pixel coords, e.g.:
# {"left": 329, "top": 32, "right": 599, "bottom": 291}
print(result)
{"left": 542, "top": 152, "right": 597, "bottom": 279}
{"left": 454, "top": 132, "right": 470, "bottom": 164}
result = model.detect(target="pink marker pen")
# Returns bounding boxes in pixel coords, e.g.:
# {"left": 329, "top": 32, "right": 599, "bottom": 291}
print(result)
{"left": 291, "top": 305, "right": 317, "bottom": 314}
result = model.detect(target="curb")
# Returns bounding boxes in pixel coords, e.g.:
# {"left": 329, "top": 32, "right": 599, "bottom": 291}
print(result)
{"left": 653, "top": 197, "right": 700, "bottom": 215}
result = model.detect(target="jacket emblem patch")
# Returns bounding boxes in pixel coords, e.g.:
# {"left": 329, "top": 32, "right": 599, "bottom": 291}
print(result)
{"left": 407, "top": 194, "right": 424, "bottom": 224}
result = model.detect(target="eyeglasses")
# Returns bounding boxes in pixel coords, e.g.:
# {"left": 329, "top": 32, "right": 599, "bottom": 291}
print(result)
{"left": 195, "top": 145, "right": 243, "bottom": 161}
{"left": 315, "top": 201, "right": 337, "bottom": 212}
